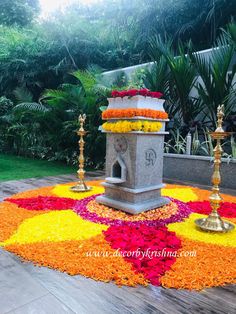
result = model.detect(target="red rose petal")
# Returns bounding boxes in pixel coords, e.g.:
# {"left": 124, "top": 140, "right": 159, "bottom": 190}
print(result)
{"left": 6, "top": 196, "right": 76, "bottom": 211}
{"left": 104, "top": 225, "right": 181, "bottom": 286}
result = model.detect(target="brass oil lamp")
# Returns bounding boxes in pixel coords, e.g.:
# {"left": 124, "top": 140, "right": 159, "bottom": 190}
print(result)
{"left": 70, "top": 114, "right": 92, "bottom": 192}
{"left": 195, "top": 105, "right": 235, "bottom": 232}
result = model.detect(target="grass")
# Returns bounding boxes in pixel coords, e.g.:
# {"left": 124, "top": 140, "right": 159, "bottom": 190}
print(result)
{"left": 0, "top": 154, "right": 77, "bottom": 182}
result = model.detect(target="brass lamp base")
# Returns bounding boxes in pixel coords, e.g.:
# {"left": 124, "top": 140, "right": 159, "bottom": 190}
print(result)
{"left": 70, "top": 181, "right": 92, "bottom": 193}
{"left": 195, "top": 211, "right": 235, "bottom": 232}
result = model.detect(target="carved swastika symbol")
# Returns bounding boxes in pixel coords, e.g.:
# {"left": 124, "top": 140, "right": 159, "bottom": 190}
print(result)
{"left": 145, "top": 149, "right": 157, "bottom": 167}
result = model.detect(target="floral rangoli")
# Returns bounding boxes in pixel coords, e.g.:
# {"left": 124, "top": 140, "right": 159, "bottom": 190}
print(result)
{"left": 1, "top": 181, "right": 236, "bottom": 290}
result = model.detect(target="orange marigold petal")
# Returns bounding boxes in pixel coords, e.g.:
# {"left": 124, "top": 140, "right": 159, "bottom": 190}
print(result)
{"left": 0, "top": 201, "right": 46, "bottom": 241}
{"left": 5, "top": 235, "right": 148, "bottom": 287}
{"left": 160, "top": 237, "right": 236, "bottom": 290}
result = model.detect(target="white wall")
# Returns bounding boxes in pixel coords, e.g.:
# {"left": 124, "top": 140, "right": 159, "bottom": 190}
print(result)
{"left": 103, "top": 46, "right": 236, "bottom": 83}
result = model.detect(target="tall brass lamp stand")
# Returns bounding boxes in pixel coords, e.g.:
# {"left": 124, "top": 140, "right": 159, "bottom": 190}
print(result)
{"left": 70, "top": 114, "right": 92, "bottom": 192}
{"left": 195, "top": 105, "right": 235, "bottom": 232}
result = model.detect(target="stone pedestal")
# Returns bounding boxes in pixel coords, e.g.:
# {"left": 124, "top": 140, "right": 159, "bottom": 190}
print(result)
{"left": 96, "top": 95, "right": 170, "bottom": 214}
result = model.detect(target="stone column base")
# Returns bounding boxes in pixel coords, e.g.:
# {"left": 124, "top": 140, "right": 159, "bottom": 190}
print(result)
{"left": 96, "top": 195, "right": 170, "bottom": 215}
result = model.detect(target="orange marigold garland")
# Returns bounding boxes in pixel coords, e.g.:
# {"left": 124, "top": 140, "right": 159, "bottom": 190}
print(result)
{"left": 102, "top": 108, "right": 168, "bottom": 120}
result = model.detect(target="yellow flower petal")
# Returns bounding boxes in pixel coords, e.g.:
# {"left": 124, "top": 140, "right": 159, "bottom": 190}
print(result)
{"left": 2, "top": 210, "right": 107, "bottom": 246}
{"left": 52, "top": 184, "right": 104, "bottom": 200}
{"left": 168, "top": 213, "right": 236, "bottom": 247}
{"left": 162, "top": 188, "right": 198, "bottom": 202}
{"left": 102, "top": 120, "right": 162, "bottom": 133}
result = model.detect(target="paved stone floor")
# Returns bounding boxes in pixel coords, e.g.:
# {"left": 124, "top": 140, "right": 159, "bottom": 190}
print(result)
{"left": 0, "top": 173, "right": 235, "bottom": 314}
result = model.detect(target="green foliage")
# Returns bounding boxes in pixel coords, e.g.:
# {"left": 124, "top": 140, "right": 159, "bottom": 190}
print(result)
{"left": 143, "top": 57, "right": 169, "bottom": 94}
{"left": 192, "top": 35, "right": 236, "bottom": 128}
{"left": 190, "top": 127, "right": 214, "bottom": 156}
{"left": 72, "top": 70, "right": 97, "bottom": 93}
{"left": 191, "top": 128, "right": 201, "bottom": 155}
{"left": 164, "top": 129, "right": 186, "bottom": 154}
{"left": 0, "top": 96, "right": 13, "bottom": 115}
{"left": 0, "top": 0, "right": 39, "bottom": 27}
{"left": 0, "top": 1, "right": 236, "bottom": 165}
{"left": 164, "top": 127, "right": 215, "bottom": 157}
{"left": 142, "top": 24, "right": 236, "bottom": 138}
{"left": 1, "top": 70, "right": 107, "bottom": 167}
{"left": 0, "top": 26, "right": 62, "bottom": 99}
{"left": 202, "top": 128, "right": 214, "bottom": 157}
{"left": 14, "top": 87, "right": 33, "bottom": 103}
{"left": 223, "top": 22, "right": 236, "bottom": 47}
{"left": 112, "top": 0, "right": 236, "bottom": 55}
{"left": 0, "top": 0, "right": 235, "bottom": 104}
{"left": 13, "top": 102, "right": 49, "bottom": 113}
{"left": 147, "top": 37, "right": 203, "bottom": 124}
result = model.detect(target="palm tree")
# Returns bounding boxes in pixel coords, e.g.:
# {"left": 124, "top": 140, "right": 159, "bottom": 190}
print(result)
{"left": 148, "top": 36, "right": 203, "bottom": 125}
{"left": 192, "top": 33, "right": 236, "bottom": 128}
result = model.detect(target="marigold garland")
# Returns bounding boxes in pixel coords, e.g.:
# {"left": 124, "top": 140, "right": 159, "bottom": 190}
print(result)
{"left": 102, "top": 108, "right": 168, "bottom": 120}
{"left": 102, "top": 120, "right": 162, "bottom": 133}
